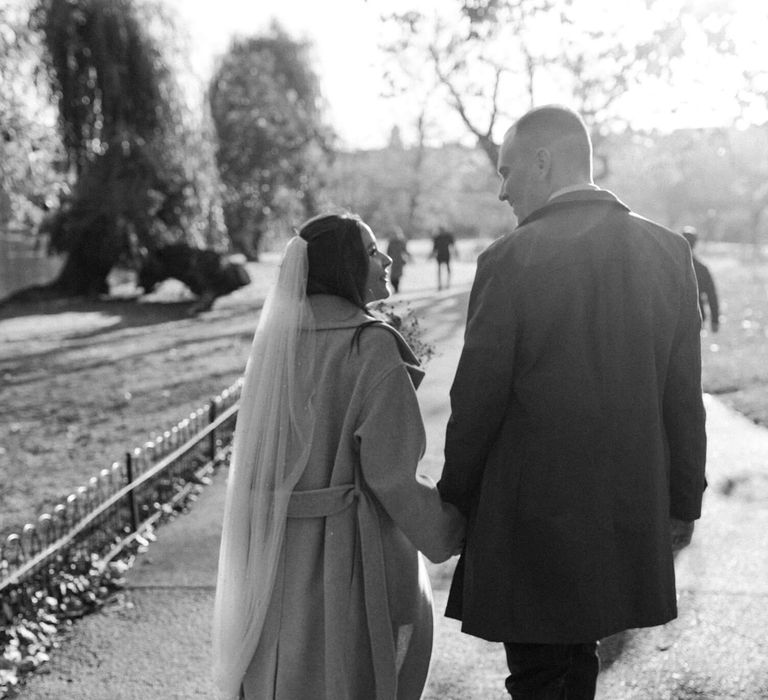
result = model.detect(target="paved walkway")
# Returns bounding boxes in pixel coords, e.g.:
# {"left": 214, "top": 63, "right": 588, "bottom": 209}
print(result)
{"left": 18, "top": 285, "right": 768, "bottom": 699}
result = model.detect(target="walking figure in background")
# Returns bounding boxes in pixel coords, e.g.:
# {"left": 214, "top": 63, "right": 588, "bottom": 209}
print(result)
{"left": 431, "top": 226, "right": 456, "bottom": 290}
{"left": 212, "top": 213, "right": 464, "bottom": 700}
{"left": 682, "top": 225, "right": 720, "bottom": 333}
{"left": 386, "top": 226, "right": 410, "bottom": 293}
{"left": 439, "top": 106, "right": 707, "bottom": 700}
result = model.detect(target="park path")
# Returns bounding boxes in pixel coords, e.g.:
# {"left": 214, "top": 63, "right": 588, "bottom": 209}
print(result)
{"left": 17, "top": 279, "right": 768, "bottom": 699}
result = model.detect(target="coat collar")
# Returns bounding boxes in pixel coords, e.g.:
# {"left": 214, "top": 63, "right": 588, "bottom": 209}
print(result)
{"left": 310, "top": 294, "right": 375, "bottom": 330}
{"left": 308, "top": 294, "right": 425, "bottom": 389}
{"left": 518, "top": 188, "right": 630, "bottom": 228}
{"left": 372, "top": 322, "right": 426, "bottom": 390}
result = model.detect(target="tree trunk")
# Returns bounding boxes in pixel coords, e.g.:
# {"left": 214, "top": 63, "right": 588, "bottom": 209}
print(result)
{"left": 750, "top": 206, "right": 765, "bottom": 257}
{"left": 477, "top": 136, "right": 499, "bottom": 171}
{"left": 2, "top": 254, "right": 111, "bottom": 303}
{"left": 406, "top": 111, "right": 428, "bottom": 234}
{"left": 3, "top": 214, "right": 121, "bottom": 303}
{"left": 50, "top": 250, "right": 112, "bottom": 296}
{"left": 223, "top": 198, "right": 262, "bottom": 261}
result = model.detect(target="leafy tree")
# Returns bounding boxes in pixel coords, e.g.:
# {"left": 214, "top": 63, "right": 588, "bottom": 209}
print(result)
{"left": 603, "top": 125, "right": 768, "bottom": 247}
{"left": 0, "top": 1, "right": 66, "bottom": 230}
{"left": 208, "top": 23, "right": 333, "bottom": 260}
{"left": 679, "top": 127, "right": 768, "bottom": 248}
{"left": 724, "top": 6, "right": 768, "bottom": 247}
{"left": 23, "top": 0, "right": 223, "bottom": 298}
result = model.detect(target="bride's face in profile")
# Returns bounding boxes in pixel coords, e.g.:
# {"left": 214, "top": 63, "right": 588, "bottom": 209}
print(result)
{"left": 360, "top": 223, "right": 392, "bottom": 303}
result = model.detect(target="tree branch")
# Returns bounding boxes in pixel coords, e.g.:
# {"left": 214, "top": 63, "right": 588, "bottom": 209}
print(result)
{"left": 428, "top": 45, "right": 499, "bottom": 167}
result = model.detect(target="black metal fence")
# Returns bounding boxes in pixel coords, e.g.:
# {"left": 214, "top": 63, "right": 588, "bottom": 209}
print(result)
{"left": 0, "top": 379, "right": 243, "bottom": 625}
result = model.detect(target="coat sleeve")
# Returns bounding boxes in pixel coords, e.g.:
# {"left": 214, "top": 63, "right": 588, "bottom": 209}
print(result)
{"left": 438, "top": 248, "right": 517, "bottom": 515}
{"left": 664, "top": 246, "right": 708, "bottom": 520}
{"left": 355, "top": 363, "right": 466, "bottom": 564}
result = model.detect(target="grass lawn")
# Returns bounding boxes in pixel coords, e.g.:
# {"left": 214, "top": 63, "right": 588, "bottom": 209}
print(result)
{"left": 1, "top": 240, "right": 766, "bottom": 540}
{"left": 698, "top": 243, "right": 768, "bottom": 424}
{"left": 0, "top": 260, "right": 278, "bottom": 539}
{"left": 0, "top": 238, "right": 477, "bottom": 539}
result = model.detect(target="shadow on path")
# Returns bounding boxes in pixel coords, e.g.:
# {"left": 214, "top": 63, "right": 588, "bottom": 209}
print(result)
{"left": 399, "top": 286, "right": 472, "bottom": 347}
{"left": 0, "top": 295, "right": 266, "bottom": 386}
{"left": 0, "top": 295, "right": 262, "bottom": 339}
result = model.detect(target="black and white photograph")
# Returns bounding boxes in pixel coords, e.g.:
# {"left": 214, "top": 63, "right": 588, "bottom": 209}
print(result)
{"left": 1, "top": 0, "right": 766, "bottom": 698}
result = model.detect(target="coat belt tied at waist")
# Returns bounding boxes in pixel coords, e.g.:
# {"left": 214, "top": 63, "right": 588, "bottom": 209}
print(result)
{"left": 287, "top": 483, "right": 398, "bottom": 700}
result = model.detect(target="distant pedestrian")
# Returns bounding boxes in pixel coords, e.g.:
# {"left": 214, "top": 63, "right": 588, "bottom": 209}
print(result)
{"left": 386, "top": 227, "right": 410, "bottom": 293}
{"left": 431, "top": 226, "right": 456, "bottom": 290}
{"left": 682, "top": 226, "right": 720, "bottom": 333}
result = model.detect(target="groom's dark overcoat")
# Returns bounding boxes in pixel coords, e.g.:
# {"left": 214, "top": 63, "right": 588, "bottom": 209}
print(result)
{"left": 439, "top": 189, "right": 707, "bottom": 643}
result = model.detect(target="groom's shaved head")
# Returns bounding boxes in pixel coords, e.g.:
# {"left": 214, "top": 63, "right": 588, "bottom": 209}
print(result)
{"left": 507, "top": 105, "right": 593, "bottom": 178}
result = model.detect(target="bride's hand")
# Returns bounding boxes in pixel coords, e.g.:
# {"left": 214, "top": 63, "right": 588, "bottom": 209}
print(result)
{"left": 445, "top": 504, "right": 466, "bottom": 555}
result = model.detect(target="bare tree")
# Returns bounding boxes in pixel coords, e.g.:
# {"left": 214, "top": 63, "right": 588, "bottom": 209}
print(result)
{"left": 381, "top": 0, "right": 709, "bottom": 175}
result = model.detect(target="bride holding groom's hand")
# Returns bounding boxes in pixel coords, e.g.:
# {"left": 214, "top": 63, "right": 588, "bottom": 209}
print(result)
{"left": 212, "top": 212, "right": 465, "bottom": 700}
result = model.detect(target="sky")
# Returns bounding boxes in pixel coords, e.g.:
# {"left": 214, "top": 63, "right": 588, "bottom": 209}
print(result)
{"left": 165, "top": 0, "right": 417, "bottom": 150}
{"left": 160, "top": 0, "right": 766, "bottom": 150}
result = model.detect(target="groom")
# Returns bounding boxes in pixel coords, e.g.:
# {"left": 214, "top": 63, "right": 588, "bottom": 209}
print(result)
{"left": 438, "top": 105, "right": 707, "bottom": 699}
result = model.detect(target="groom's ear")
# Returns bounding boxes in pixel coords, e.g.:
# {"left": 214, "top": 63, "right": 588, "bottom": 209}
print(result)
{"left": 534, "top": 147, "right": 552, "bottom": 180}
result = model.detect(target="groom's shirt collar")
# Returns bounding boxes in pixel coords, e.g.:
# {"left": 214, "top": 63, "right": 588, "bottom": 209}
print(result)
{"left": 547, "top": 183, "right": 599, "bottom": 202}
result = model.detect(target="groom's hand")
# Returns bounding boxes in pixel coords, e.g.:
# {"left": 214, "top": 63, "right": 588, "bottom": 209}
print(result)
{"left": 670, "top": 518, "right": 695, "bottom": 552}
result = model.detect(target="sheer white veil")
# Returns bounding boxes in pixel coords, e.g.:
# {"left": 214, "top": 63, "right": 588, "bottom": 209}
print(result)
{"left": 212, "top": 236, "right": 316, "bottom": 699}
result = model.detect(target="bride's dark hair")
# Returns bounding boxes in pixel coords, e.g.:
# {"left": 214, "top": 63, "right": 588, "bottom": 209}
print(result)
{"left": 298, "top": 212, "right": 368, "bottom": 308}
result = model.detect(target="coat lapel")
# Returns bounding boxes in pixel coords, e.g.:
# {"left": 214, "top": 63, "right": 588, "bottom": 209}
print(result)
{"left": 309, "top": 295, "right": 425, "bottom": 389}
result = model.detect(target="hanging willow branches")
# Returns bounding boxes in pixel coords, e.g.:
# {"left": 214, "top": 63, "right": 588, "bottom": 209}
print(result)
{"left": 33, "top": 0, "right": 175, "bottom": 175}
{"left": 18, "top": 0, "right": 221, "bottom": 298}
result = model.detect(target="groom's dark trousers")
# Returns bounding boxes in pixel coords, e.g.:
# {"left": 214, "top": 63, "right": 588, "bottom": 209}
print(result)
{"left": 503, "top": 642, "right": 599, "bottom": 699}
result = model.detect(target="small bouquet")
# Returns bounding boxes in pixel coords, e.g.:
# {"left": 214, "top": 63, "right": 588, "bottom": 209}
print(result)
{"left": 369, "top": 300, "right": 435, "bottom": 366}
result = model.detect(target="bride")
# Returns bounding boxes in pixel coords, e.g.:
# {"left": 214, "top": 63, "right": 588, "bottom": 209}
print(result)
{"left": 212, "top": 212, "right": 465, "bottom": 700}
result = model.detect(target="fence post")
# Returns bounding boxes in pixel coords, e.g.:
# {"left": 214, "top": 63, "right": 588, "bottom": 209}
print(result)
{"left": 125, "top": 451, "right": 139, "bottom": 534}
{"left": 209, "top": 399, "right": 217, "bottom": 463}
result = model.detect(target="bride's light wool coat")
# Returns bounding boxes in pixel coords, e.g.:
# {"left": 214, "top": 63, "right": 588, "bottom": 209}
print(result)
{"left": 240, "top": 294, "right": 462, "bottom": 700}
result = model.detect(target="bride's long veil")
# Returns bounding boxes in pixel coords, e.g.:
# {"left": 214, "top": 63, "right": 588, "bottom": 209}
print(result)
{"left": 212, "top": 237, "right": 316, "bottom": 699}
